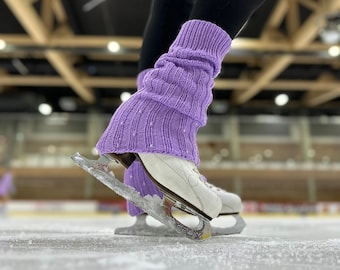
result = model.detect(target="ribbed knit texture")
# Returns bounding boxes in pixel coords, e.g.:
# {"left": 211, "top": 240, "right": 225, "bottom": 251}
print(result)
{"left": 125, "top": 69, "right": 162, "bottom": 216}
{"left": 96, "top": 20, "right": 231, "bottom": 165}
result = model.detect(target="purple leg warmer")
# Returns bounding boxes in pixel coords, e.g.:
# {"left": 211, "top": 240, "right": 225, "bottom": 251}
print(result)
{"left": 125, "top": 160, "right": 163, "bottom": 216}
{"left": 125, "top": 69, "right": 162, "bottom": 216}
{"left": 96, "top": 20, "right": 231, "bottom": 164}
{"left": 96, "top": 20, "right": 231, "bottom": 216}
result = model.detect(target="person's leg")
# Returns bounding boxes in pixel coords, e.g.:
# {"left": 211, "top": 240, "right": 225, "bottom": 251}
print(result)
{"left": 96, "top": 1, "right": 266, "bottom": 219}
{"left": 97, "top": 19, "right": 230, "bottom": 219}
{"left": 125, "top": 0, "right": 266, "bottom": 217}
{"left": 190, "top": 0, "right": 266, "bottom": 39}
{"left": 125, "top": 0, "right": 193, "bottom": 216}
{"left": 138, "top": 0, "right": 193, "bottom": 72}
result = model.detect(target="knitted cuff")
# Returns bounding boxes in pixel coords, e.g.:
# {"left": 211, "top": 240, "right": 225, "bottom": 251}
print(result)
{"left": 168, "top": 19, "right": 231, "bottom": 77}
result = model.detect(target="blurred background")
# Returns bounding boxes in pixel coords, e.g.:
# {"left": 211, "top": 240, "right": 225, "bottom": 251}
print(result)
{"left": 1, "top": 0, "right": 340, "bottom": 216}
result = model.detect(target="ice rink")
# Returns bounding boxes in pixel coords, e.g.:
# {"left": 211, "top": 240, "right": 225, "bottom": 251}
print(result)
{"left": 1, "top": 214, "right": 340, "bottom": 270}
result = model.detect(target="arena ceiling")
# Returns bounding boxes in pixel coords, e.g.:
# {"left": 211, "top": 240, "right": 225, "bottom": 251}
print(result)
{"left": 0, "top": 0, "right": 340, "bottom": 116}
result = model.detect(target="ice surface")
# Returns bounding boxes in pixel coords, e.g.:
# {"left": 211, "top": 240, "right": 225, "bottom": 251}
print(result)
{"left": 1, "top": 214, "right": 340, "bottom": 270}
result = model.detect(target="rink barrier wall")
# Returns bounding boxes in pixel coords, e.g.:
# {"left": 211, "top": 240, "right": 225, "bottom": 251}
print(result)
{"left": 5, "top": 200, "right": 340, "bottom": 215}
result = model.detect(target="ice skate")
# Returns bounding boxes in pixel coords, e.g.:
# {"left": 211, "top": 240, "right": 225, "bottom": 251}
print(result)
{"left": 116, "top": 181, "right": 246, "bottom": 237}
{"left": 71, "top": 152, "right": 222, "bottom": 241}
{"left": 84, "top": 20, "right": 234, "bottom": 241}
{"left": 118, "top": 158, "right": 245, "bottom": 236}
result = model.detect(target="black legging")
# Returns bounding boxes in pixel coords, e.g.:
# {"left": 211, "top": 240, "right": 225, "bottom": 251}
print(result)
{"left": 139, "top": 0, "right": 265, "bottom": 72}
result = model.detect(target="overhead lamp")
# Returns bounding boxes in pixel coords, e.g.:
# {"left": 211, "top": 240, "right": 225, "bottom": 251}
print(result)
{"left": 274, "top": 94, "right": 289, "bottom": 106}
{"left": 59, "top": 97, "right": 77, "bottom": 111}
{"left": 319, "top": 13, "right": 340, "bottom": 44}
{"left": 107, "top": 41, "right": 120, "bottom": 53}
{"left": 0, "top": 39, "right": 6, "bottom": 50}
{"left": 328, "top": 45, "right": 340, "bottom": 57}
{"left": 120, "top": 91, "right": 131, "bottom": 102}
{"left": 38, "top": 103, "right": 53, "bottom": 115}
{"left": 210, "top": 100, "right": 228, "bottom": 114}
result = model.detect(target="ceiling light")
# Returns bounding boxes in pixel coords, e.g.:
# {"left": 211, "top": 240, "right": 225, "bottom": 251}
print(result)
{"left": 211, "top": 100, "right": 228, "bottom": 114}
{"left": 120, "top": 92, "right": 131, "bottom": 102}
{"left": 38, "top": 103, "right": 52, "bottom": 115}
{"left": 107, "top": 41, "right": 120, "bottom": 53}
{"left": 320, "top": 29, "right": 340, "bottom": 44}
{"left": 274, "top": 94, "right": 289, "bottom": 106}
{"left": 319, "top": 13, "right": 340, "bottom": 44}
{"left": 328, "top": 45, "right": 340, "bottom": 57}
{"left": 59, "top": 97, "right": 77, "bottom": 111}
{"left": 0, "top": 39, "right": 6, "bottom": 50}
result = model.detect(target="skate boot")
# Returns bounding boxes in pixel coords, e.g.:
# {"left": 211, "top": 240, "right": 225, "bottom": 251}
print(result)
{"left": 116, "top": 160, "right": 245, "bottom": 237}
{"left": 72, "top": 152, "right": 221, "bottom": 240}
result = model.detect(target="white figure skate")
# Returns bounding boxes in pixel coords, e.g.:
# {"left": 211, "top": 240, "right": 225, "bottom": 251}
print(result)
{"left": 71, "top": 152, "right": 222, "bottom": 241}
{"left": 115, "top": 183, "right": 246, "bottom": 237}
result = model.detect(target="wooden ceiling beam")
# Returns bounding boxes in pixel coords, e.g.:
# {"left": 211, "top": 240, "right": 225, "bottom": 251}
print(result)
{"left": 0, "top": 75, "right": 67, "bottom": 86}
{"left": 49, "top": 35, "right": 142, "bottom": 49}
{"left": 260, "top": 0, "right": 288, "bottom": 40}
{"left": 41, "top": 0, "right": 54, "bottom": 32}
{"left": 303, "top": 73, "right": 340, "bottom": 106}
{"left": 231, "top": 38, "right": 291, "bottom": 51}
{"left": 297, "top": 0, "right": 340, "bottom": 106}
{"left": 4, "top": 0, "right": 49, "bottom": 44}
{"left": 304, "top": 88, "right": 340, "bottom": 107}
{"left": 4, "top": 0, "right": 95, "bottom": 103}
{"left": 1, "top": 75, "right": 340, "bottom": 92}
{"left": 52, "top": 0, "right": 74, "bottom": 36}
{"left": 0, "top": 34, "right": 335, "bottom": 53}
{"left": 298, "top": 0, "right": 319, "bottom": 11}
{"left": 232, "top": 55, "right": 294, "bottom": 104}
{"left": 52, "top": 0, "right": 68, "bottom": 25}
{"left": 286, "top": 0, "right": 300, "bottom": 38}
{"left": 232, "top": 0, "right": 339, "bottom": 105}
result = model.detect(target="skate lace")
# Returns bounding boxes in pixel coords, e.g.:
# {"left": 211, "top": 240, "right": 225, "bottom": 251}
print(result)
{"left": 192, "top": 167, "right": 223, "bottom": 192}
{"left": 205, "top": 183, "right": 222, "bottom": 192}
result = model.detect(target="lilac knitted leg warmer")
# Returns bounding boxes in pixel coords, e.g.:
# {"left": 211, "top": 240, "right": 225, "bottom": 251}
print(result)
{"left": 96, "top": 20, "right": 231, "bottom": 165}
{"left": 125, "top": 160, "right": 163, "bottom": 216}
{"left": 125, "top": 69, "right": 162, "bottom": 216}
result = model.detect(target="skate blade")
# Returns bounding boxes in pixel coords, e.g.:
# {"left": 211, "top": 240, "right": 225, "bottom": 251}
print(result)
{"left": 115, "top": 214, "right": 246, "bottom": 237}
{"left": 115, "top": 215, "right": 177, "bottom": 237}
{"left": 211, "top": 214, "right": 246, "bottom": 236}
{"left": 71, "top": 153, "right": 212, "bottom": 241}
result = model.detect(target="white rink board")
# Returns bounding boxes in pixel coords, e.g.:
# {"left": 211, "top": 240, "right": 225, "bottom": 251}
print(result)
{"left": 0, "top": 214, "right": 340, "bottom": 270}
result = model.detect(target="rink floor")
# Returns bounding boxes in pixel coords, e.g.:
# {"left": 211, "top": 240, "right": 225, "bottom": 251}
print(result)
{"left": 1, "top": 213, "right": 340, "bottom": 270}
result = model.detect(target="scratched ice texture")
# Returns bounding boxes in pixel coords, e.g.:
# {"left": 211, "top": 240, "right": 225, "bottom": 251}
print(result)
{"left": 1, "top": 215, "right": 340, "bottom": 270}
